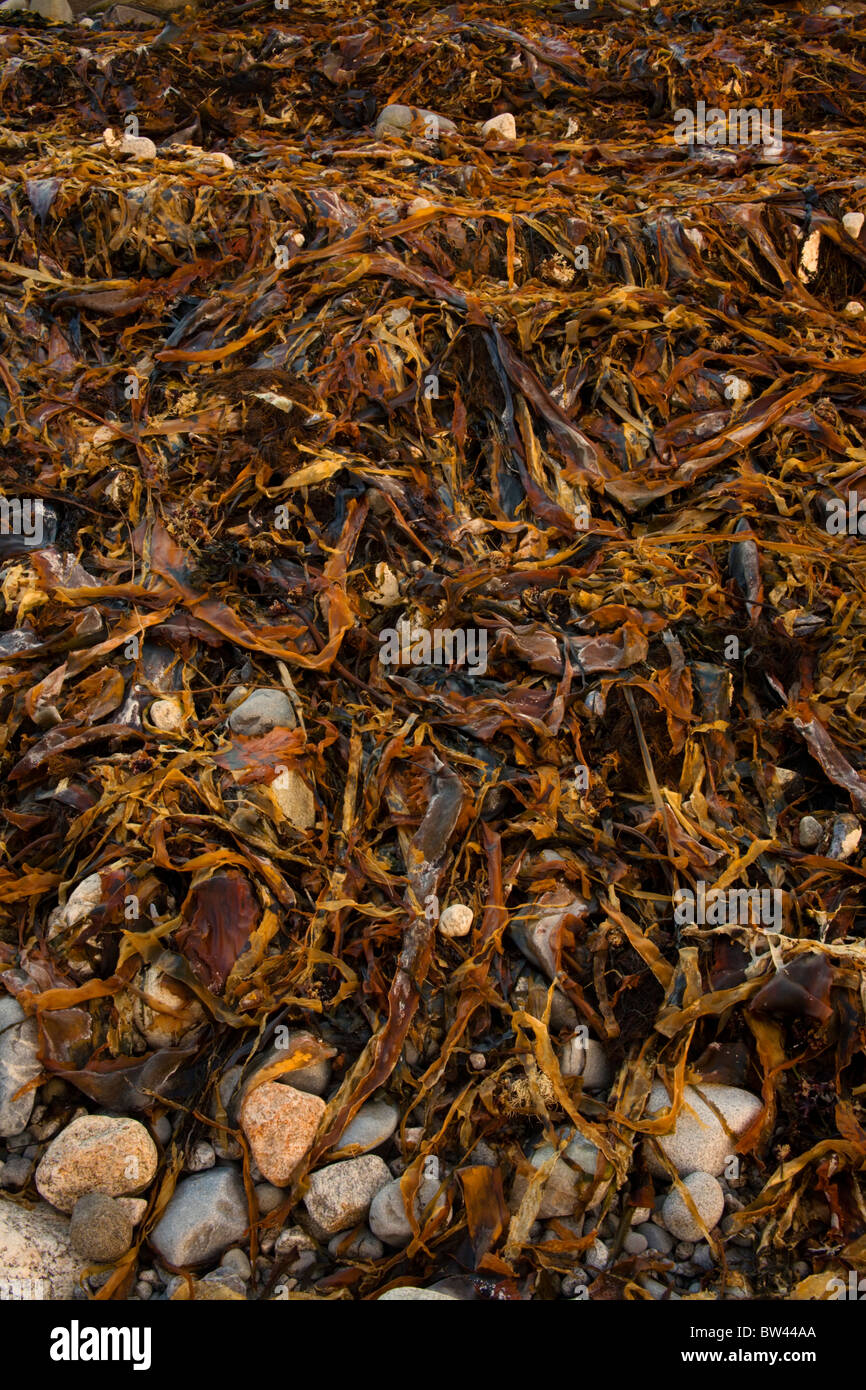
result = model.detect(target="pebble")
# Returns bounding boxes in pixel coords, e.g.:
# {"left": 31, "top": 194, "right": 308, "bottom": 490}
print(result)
{"left": 270, "top": 768, "right": 316, "bottom": 830}
{"left": 623, "top": 1230, "right": 648, "bottom": 1255}
{"left": 636, "top": 1221, "right": 673, "bottom": 1255}
{"left": 69, "top": 1193, "right": 135, "bottom": 1262}
{"left": 644, "top": 1082, "right": 762, "bottom": 1177}
{"left": 131, "top": 967, "right": 205, "bottom": 1049}
{"left": 149, "top": 698, "right": 183, "bottom": 731}
{"left": 638, "top": 1274, "right": 680, "bottom": 1300}
{"left": 377, "top": 1286, "right": 459, "bottom": 1300}
{"left": 186, "top": 1140, "right": 216, "bottom": 1173}
{"left": 199, "top": 1268, "right": 247, "bottom": 1297}
{"left": 246, "top": 1030, "right": 331, "bottom": 1098}
{"left": 0, "top": 995, "right": 42, "bottom": 1137}
{"left": 693, "top": 1241, "right": 715, "bottom": 1270}
{"left": 274, "top": 1225, "right": 316, "bottom": 1262}
{"left": 662, "top": 1172, "right": 725, "bottom": 1242}
{"left": 18, "top": 0, "right": 72, "bottom": 16}
{"left": 674, "top": 1241, "right": 695, "bottom": 1258}
{"left": 228, "top": 688, "right": 295, "bottom": 737}
{"left": 239, "top": 1082, "right": 325, "bottom": 1186}
{"left": 152, "top": 1115, "right": 172, "bottom": 1146}
{"left": 255, "top": 1181, "right": 284, "bottom": 1214}
{"left": 798, "top": 815, "right": 822, "bottom": 848}
{"left": 36, "top": 1115, "right": 158, "bottom": 1213}
{"left": 0, "top": 1197, "right": 90, "bottom": 1298}
{"left": 135, "top": 1280, "right": 152, "bottom": 1299}
{"left": 0, "top": 1154, "right": 32, "bottom": 1189}
{"left": 333, "top": 1098, "right": 399, "bottom": 1155}
{"left": 219, "top": 1247, "right": 251, "bottom": 1280}
{"left": 481, "top": 113, "right": 517, "bottom": 141}
{"left": 438, "top": 904, "right": 473, "bottom": 938}
{"left": 368, "top": 1171, "right": 443, "bottom": 1247}
{"left": 559, "top": 1033, "right": 613, "bottom": 1090}
{"left": 374, "top": 104, "right": 457, "bottom": 143}
{"left": 149, "top": 1168, "right": 248, "bottom": 1268}
{"left": 508, "top": 886, "right": 590, "bottom": 980}
{"left": 47, "top": 873, "right": 105, "bottom": 941}
{"left": 629, "top": 1206, "right": 651, "bottom": 1225}
{"left": 513, "top": 1131, "right": 610, "bottom": 1218}
{"left": 303, "top": 1155, "right": 391, "bottom": 1236}
{"left": 328, "top": 1228, "right": 384, "bottom": 1261}
{"left": 584, "top": 1237, "right": 609, "bottom": 1269}
{"left": 103, "top": 127, "right": 157, "bottom": 161}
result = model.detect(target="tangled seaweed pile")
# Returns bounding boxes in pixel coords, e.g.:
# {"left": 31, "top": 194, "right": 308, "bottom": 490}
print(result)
{"left": 1, "top": 0, "right": 866, "bottom": 1302}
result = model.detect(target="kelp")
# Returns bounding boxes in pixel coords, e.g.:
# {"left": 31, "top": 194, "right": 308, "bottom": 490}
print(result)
{"left": 0, "top": 0, "right": 864, "bottom": 1302}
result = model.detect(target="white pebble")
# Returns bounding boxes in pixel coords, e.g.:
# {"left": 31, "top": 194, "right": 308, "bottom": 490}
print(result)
{"left": 662, "top": 1172, "right": 724, "bottom": 1242}
{"left": 843, "top": 211, "right": 864, "bottom": 239}
{"left": 481, "top": 114, "right": 517, "bottom": 141}
{"left": 438, "top": 904, "right": 473, "bottom": 938}
{"left": 103, "top": 128, "right": 156, "bottom": 161}
{"left": 723, "top": 374, "right": 750, "bottom": 403}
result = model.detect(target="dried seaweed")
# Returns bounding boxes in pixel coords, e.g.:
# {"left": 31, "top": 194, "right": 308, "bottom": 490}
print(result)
{"left": 0, "top": 0, "right": 865, "bottom": 1306}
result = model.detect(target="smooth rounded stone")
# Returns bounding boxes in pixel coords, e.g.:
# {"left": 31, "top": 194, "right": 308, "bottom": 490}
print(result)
{"left": 103, "top": 127, "right": 157, "bottom": 160}
{"left": 47, "top": 872, "right": 105, "bottom": 940}
{"left": 333, "top": 1099, "right": 399, "bottom": 1155}
{"left": 149, "top": 1168, "right": 248, "bottom": 1268}
{"left": 438, "top": 904, "right": 473, "bottom": 938}
{"left": 692, "top": 1241, "right": 715, "bottom": 1271}
{"left": 240, "top": 1082, "right": 325, "bottom": 1186}
{"left": 797, "top": 815, "right": 822, "bottom": 849}
{"left": 242, "top": 1031, "right": 332, "bottom": 1099}
{"left": 36, "top": 1115, "right": 158, "bottom": 1213}
{"left": 644, "top": 1082, "right": 763, "bottom": 1177}
{"left": 674, "top": 1240, "right": 695, "bottom": 1259}
{"left": 327, "top": 1227, "right": 384, "bottom": 1262}
{"left": 149, "top": 698, "right": 183, "bottom": 731}
{"left": 481, "top": 113, "right": 516, "bottom": 140}
{"left": 368, "top": 1173, "right": 443, "bottom": 1248}
{"left": 219, "top": 1247, "right": 251, "bottom": 1280}
{"left": 69, "top": 1193, "right": 134, "bottom": 1262}
{"left": 270, "top": 768, "right": 316, "bottom": 829}
{"left": 32, "top": 0, "right": 73, "bottom": 16}
{"left": 629, "top": 1205, "right": 651, "bottom": 1225}
{"left": 559, "top": 1034, "right": 612, "bottom": 1091}
{"left": 152, "top": 1114, "right": 172, "bottom": 1146}
{"left": 374, "top": 104, "right": 457, "bottom": 143}
{"left": 0, "top": 1154, "right": 33, "bottom": 1189}
{"left": 131, "top": 967, "right": 205, "bottom": 1049}
{"left": 199, "top": 1268, "right": 247, "bottom": 1297}
{"left": 623, "top": 1230, "right": 648, "bottom": 1255}
{"left": 512, "top": 1131, "right": 610, "bottom": 1218}
{"left": 377, "top": 1286, "right": 459, "bottom": 1301}
{"left": 0, "top": 995, "right": 41, "bottom": 1137}
{"left": 228, "top": 688, "right": 296, "bottom": 737}
{"left": 638, "top": 1274, "right": 680, "bottom": 1300}
{"left": 303, "top": 1155, "right": 391, "bottom": 1236}
{"left": 274, "top": 1225, "right": 316, "bottom": 1263}
{"left": 584, "top": 1237, "right": 609, "bottom": 1270}
{"left": 662, "top": 1172, "right": 725, "bottom": 1242}
{"left": 255, "top": 1181, "right": 284, "bottom": 1215}
{"left": 186, "top": 1140, "right": 215, "bottom": 1173}
{"left": 636, "top": 1221, "right": 673, "bottom": 1256}
{"left": 0, "top": 1197, "right": 91, "bottom": 1298}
